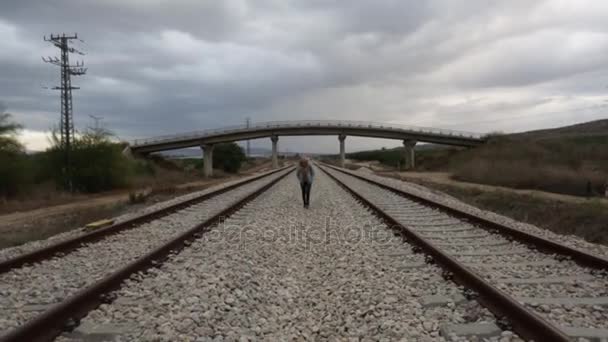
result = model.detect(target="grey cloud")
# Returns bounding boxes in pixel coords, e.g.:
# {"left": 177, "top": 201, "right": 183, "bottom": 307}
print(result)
{"left": 299, "top": 0, "right": 433, "bottom": 36}
{"left": 0, "top": 0, "right": 249, "bottom": 40}
{"left": 1, "top": 1, "right": 607, "bottom": 151}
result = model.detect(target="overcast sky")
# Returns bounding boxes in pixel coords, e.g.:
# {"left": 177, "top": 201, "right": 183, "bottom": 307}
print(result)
{"left": 1, "top": 0, "right": 607, "bottom": 153}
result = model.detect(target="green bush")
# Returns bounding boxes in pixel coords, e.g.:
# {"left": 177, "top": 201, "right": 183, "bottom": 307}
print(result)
{"left": 0, "top": 111, "right": 30, "bottom": 198}
{"left": 212, "top": 143, "right": 246, "bottom": 173}
{"left": 179, "top": 158, "right": 204, "bottom": 172}
{"left": 132, "top": 159, "right": 156, "bottom": 176}
{"left": 0, "top": 150, "right": 30, "bottom": 198}
{"left": 45, "top": 130, "right": 137, "bottom": 193}
{"left": 347, "top": 147, "right": 405, "bottom": 168}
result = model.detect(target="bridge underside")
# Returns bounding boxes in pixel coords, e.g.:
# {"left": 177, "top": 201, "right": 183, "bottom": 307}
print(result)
{"left": 131, "top": 127, "right": 483, "bottom": 155}
{"left": 128, "top": 123, "right": 485, "bottom": 177}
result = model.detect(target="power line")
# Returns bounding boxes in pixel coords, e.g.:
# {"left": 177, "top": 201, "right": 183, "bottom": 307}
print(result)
{"left": 43, "top": 33, "right": 88, "bottom": 191}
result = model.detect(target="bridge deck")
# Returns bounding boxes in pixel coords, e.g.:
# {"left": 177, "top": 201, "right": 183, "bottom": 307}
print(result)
{"left": 130, "top": 120, "right": 486, "bottom": 153}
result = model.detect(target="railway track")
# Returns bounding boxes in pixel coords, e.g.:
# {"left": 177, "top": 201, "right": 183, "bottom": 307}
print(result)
{"left": 320, "top": 163, "right": 608, "bottom": 341}
{"left": 52, "top": 164, "right": 503, "bottom": 341}
{"left": 2, "top": 162, "right": 607, "bottom": 341}
{"left": 0, "top": 167, "right": 294, "bottom": 341}
{"left": 0, "top": 166, "right": 291, "bottom": 269}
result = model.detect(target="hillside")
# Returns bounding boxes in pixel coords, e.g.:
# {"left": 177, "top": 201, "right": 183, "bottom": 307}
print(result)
{"left": 512, "top": 119, "right": 608, "bottom": 139}
{"left": 340, "top": 119, "right": 608, "bottom": 197}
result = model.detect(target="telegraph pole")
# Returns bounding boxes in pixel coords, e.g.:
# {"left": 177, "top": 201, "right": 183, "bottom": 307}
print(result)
{"left": 43, "top": 33, "right": 87, "bottom": 191}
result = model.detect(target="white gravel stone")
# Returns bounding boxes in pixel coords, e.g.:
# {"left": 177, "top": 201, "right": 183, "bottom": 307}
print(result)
{"left": 0, "top": 170, "right": 280, "bottom": 263}
{"left": 0, "top": 170, "right": 290, "bottom": 332}
{"left": 62, "top": 166, "right": 498, "bottom": 341}
{"left": 346, "top": 167, "right": 608, "bottom": 259}
{"left": 325, "top": 166, "right": 608, "bottom": 335}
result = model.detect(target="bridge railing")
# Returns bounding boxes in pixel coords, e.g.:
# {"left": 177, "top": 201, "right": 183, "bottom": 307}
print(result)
{"left": 131, "top": 120, "right": 484, "bottom": 147}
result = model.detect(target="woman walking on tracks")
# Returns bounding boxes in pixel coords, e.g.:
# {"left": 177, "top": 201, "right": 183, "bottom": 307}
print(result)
{"left": 296, "top": 158, "right": 315, "bottom": 208}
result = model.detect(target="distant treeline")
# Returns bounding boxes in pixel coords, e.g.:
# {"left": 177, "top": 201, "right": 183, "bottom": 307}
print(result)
{"left": 345, "top": 145, "right": 462, "bottom": 171}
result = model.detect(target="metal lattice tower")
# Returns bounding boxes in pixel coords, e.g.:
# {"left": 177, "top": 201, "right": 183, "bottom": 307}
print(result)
{"left": 43, "top": 33, "right": 87, "bottom": 190}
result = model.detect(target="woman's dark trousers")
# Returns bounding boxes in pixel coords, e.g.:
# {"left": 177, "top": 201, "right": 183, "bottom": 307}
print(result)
{"left": 300, "top": 181, "right": 311, "bottom": 206}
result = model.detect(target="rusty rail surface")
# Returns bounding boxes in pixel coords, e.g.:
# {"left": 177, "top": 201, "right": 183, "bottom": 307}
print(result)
{"left": 322, "top": 163, "right": 608, "bottom": 272}
{"left": 0, "top": 166, "right": 291, "bottom": 274}
{"left": 318, "top": 164, "right": 571, "bottom": 342}
{"left": 0, "top": 167, "right": 294, "bottom": 342}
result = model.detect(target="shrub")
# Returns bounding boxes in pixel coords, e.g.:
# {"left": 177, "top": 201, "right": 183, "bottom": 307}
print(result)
{"left": 129, "top": 191, "right": 148, "bottom": 204}
{"left": 0, "top": 150, "right": 30, "bottom": 198}
{"left": 347, "top": 147, "right": 404, "bottom": 168}
{"left": 132, "top": 159, "right": 156, "bottom": 176}
{"left": 47, "top": 130, "right": 136, "bottom": 193}
{"left": 0, "top": 111, "right": 29, "bottom": 198}
{"left": 212, "top": 143, "right": 246, "bottom": 173}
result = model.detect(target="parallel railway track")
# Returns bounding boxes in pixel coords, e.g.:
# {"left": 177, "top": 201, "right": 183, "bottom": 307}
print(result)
{"left": 46, "top": 164, "right": 504, "bottom": 341}
{"left": 320, "top": 163, "right": 608, "bottom": 341}
{"left": 0, "top": 166, "right": 291, "bottom": 273}
{"left": 0, "top": 167, "right": 294, "bottom": 341}
{"left": 2, "top": 162, "right": 607, "bottom": 341}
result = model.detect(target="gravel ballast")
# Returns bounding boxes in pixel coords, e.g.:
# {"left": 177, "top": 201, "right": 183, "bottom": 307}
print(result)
{"left": 0, "top": 169, "right": 290, "bottom": 332}
{"left": 58, "top": 166, "right": 508, "bottom": 342}
{"left": 345, "top": 167, "right": 608, "bottom": 259}
{"left": 0, "top": 169, "right": 281, "bottom": 263}
{"left": 325, "top": 165, "right": 608, "bottom": 339}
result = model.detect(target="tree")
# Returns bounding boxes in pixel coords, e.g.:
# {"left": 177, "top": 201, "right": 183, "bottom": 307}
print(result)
{"left": 0, "top": 106, "right": 27, "bottom": 197}
{"left": 212, "top": 142, "right": 246, "bottom": 173}
{"left": 0, "top": 108, "right": 24, "bottom": 153}
{"left": 47, "top": 126, "right": 133, "bottom": 192}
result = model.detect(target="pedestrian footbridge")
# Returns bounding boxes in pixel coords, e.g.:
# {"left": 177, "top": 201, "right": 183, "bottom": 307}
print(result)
{"left": 127, "top": 120, "right": 486, "bottom": 177}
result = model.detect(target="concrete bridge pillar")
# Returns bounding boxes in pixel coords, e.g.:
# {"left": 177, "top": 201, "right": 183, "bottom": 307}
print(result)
{"left": 271, "top": 135, "right": 279, "bottom": 169}
{"left": 201, "top": 143, "right": 214, "bottom": 178}
{"left": 338, "top": 134, "right": 346, "bottom": 168}
{"left": 403, "top": 139, "right": 417, "bottom": 170}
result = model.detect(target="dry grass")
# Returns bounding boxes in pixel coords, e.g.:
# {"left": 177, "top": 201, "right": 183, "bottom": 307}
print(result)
{"left": 0, "top": 202, "right": 127, "bottom": 248}
{"left": 0, "top": 157, "right": 267, "bottom": 215}
{"left": 395, "top": 178, "right": 608, "bottom": 246}
{"left": 448, "top": 135, "right": 608, "bottom": 197}
{"left": 452, "top": 160, "right": 606, "bottom": 196}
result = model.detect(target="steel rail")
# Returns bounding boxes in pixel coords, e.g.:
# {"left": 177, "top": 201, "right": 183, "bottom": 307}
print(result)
{"left": 0, "top": 167, "right": 294, "bottom": 342}
{"left": 318, "top": 164, "right": 571, "bottom": 342}
{"left": 323, "top": 163, "right": 608, "bottom": 272}
{"left": 0, "top": 166, "right": 291, "bottom": 274}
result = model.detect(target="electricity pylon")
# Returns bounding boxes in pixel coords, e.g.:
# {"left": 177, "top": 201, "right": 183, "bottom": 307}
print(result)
{"left": 43, "top": 33, "right": 87, "bottom": 191}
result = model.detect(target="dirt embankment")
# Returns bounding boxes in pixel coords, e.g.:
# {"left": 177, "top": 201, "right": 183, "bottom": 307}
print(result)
{"left": 383, "top": 171, "right": 608, "bottom": 205}
{"left": 0, "top": 160, "right": 274, "bottom": 249}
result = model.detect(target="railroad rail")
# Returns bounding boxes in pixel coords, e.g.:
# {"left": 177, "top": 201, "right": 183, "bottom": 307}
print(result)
{"left": 0, "top": 165, "right": 290, "bottom": 273}
{"left": 0, "top": 167, "right": 294, "bottom": 342}
{"left": 3, "top": 162, "right": 607, "bottom": 341}
{"left": 16, "top": 163, "right": 501, "bottom": 341}
{"left": 320, "top": 163, "right": 608, "bottom": 341}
